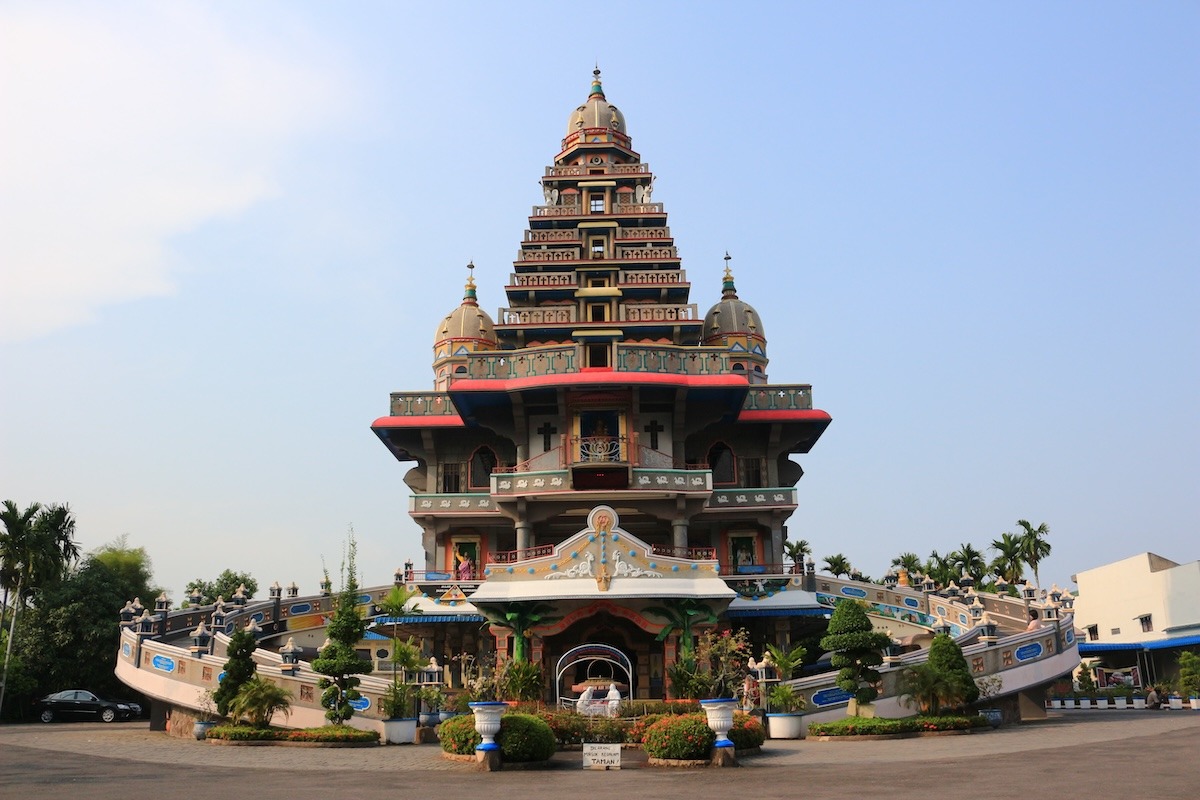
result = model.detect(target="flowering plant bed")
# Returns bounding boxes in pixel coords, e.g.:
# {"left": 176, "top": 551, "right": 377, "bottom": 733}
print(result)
{"left": 205, "top": 725, "right": 380, "bottom": 745}
{"left": 807, "top": 715, "right": 988, "bottom": 738}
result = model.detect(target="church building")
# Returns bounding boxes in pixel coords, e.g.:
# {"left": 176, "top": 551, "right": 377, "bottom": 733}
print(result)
{"left": 370, "top": 71, "right": 831, "bottom": 701}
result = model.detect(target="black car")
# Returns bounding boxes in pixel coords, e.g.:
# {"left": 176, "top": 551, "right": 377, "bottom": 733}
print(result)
{"left": 36, "top": 690, "right": 141, "bottom": 723}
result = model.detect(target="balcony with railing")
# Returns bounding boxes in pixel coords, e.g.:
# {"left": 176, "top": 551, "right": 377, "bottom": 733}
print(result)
{"left": 615, "top": 226, "right": 670, "bottom": 240}
{"left": 524, "top": 229, "right": 582, "bottom": 243}
{"left": 544, "top": 163, "right": 650, "bottom": 177}
{"left": 615, "top": 245, "right": 679, "bottom": 260}
{"left": 497, "top": 306, "right": 578, "bottom": 326}
{"left": 706, "top": 487, "right": 797, "bottom": 511}
{"left": 409, "top": 493, "right": 500, "bottom": 515}
{"left": 617, "top": 303, "right": 699, "bottom": 323}
{"left": 614, "top": 344, "right": 731, "bottom": 374}
{"left": 742, "top": 385, "right": 814, "bottom": 412}
{"left": 388, "top": 392, "right": 460, "bottom": 417}
{"left": 517, "top": 248, "right": 582, "bottom": 262}
{"left": 508, "top": 272, "right": 579, "bottom": 288}
{"left": 618, "top": 269, "right": 688, "bottom": 286}
{"left": 459, "top": 346, "right": 579, "bottom": 382}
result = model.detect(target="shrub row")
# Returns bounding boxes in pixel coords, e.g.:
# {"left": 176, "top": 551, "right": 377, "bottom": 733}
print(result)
{"left": 206, "top": 724, "right": 380, "bottom": 743}
{"left": 438, "top": 713, "right": 556, "bottom": 762}
{"left": 807, "top": 715, "right": 988, "bottom": 737}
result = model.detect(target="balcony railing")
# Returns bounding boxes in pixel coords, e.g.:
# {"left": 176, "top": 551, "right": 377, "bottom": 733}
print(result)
{"left": 410, "top": 493, "right": 499, "bottom": 514}
{"left": 509, "top": 272, "right": 579, "bottom": 287}
{"left": 618, "top": 269, "right": 687, "bottom": 285}
{"left": 388, "top": 392, "right": 460, "bottom": 417}
{"left": 497, "top": 306, "right": 578, "bottom": 325}
{"left": 615, "top": 344, "right": 731, "bottom": 374}
{"left": 618, "top": 303, "right": 698, "bottom": 323}
{"left": 614, "top": 202, "right": 664, "bottom": 215}
{"left": 572, "top": 435, "right": 628, "bottom": 463}
{"left": 616, "top": 226, "right": 670, "bottom": 240}
{"left": 651, "top": 544, "right": 717, "bottom": 560}
{"left": 742, "top": 385, "right": 814, "bottom": 412}
{"left": 518, "top": 248, "right": 582, "bottom": 262}
{"left": 524, "top": 229, "right": 581, "bottom": 243}
{"left": 461, "top": 346, "right": 579, "bottom": 381}
{"left": 489, "top": 544, "right": 556, "bottom": 564}
{"left": 615, "top": 246, "right": 678, "bottom": 260}
{"left": 707, "top": 488, "right": 797, "bottom": 510}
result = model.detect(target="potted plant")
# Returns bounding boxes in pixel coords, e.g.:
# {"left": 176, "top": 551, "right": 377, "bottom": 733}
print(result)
{"left": 417, "top": 685, "right": 445, "bottom": 727}
{"left": 192, "top": 689, "right": 219, "bottom": 740}
{"left": 1176, "top": 652, "right": 1200, "bottom": 710}
{"left": 1110, "top": 687, "right": 1130, "bottom": 710}
{"left": 380, "top": 682, "right": 417, "bottom": 744}
{"left": 1132, "top": 689, "right": 1146, "bottom": 710}
{"left": 764, "top": 683, "right": 807, "bottom": 739}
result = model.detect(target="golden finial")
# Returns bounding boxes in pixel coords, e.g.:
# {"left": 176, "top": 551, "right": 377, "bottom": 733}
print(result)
{"left": 465, "top": 261, "right": 476, "bottom": 290}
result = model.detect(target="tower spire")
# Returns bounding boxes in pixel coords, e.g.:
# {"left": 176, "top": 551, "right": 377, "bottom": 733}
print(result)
{"left": 590, "top": 66, "right": 605, "bottom": 99}
{"left": 463, "top": 261, "right": 478, "bottom": 305}
{"left": 722, "top": 251, "right": 738, "bottom": 298}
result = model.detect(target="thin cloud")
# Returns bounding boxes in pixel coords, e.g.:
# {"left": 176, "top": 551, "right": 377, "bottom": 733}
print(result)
{"left": 0, "top": 2, "right": 350, "bottom": 343}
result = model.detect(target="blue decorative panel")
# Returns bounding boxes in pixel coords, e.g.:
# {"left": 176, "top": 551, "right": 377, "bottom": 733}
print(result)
{"left": 122, "top": 643, "right": 131, "bottom": 657}
{"left": 357, "top": 594, "right": 372, "bottom": 605}
{"left": 1065, "top": 630, "right": 1075, "bottom": 645}
{"left": 289, "top": 603, "right": 312, "bottom": 615}
{"left": 1016, "top": 642, "right": 1044, "bottom": 662}
{"left": 904, "top": 597, "right": 921, "bottom": 608}
{"left": 840, "top": 586, "right": 867, "bottom": 598}
{"left": 151, "top": 655, "right": 175, "bottom": 673}
{"left": 959, "top": 614, "right": 968, "bottom": 625}
{"left": 811, "top": 687, "right": 854, "bottom": 707}
{"left": 251, "top": 612, "right": 264, "bottom": 623}
{"left": 349, "top": 697, "right": 370, "bottom": 711}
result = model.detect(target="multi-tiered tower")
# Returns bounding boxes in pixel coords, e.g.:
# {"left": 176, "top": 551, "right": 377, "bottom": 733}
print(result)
{"left": 373, "top": 71, "right": 831, "bottom": 700}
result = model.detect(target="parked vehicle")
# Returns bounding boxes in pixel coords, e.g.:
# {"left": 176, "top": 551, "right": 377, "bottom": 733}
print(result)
{"left": 36, "top": 690, "right": 141, "bottom": 723}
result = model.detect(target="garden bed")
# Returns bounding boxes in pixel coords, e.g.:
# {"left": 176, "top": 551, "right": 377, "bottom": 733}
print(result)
{"left": 806, "top": 715, "right": 988, "bottom": 739}
{"left": 204, "top": 725, "right": 381, "bottom": 746}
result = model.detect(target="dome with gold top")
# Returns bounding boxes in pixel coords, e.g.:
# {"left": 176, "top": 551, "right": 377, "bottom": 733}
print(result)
{"left": 703, "top": 256, "right": 766, "bottom": 350}
{"left": 566, "top": 68, "right": 626, "bottom": 135}
{"left": 433, "top": 264, "right": 497, "bottom": 355}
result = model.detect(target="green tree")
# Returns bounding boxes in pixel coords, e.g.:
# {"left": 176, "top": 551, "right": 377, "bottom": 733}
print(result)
{"left": 925, "top": 633, "right": 979, "bottom": 709}
{"left": 1, "top": 502, "right": 80, "bottom": 717}
{"left": 1016, "top": 520, "right": 1051, "bottom": 587}
{"left": 644, "top": 598, "right": 719, "bottom": 659}
{"left": 765, "top": 642, "right": 807, "bottom": 681}
{"left": 91, "top": 535, "right": 160, "bottom": 603}
{"left": 312, "top": 534, "right": 372, "bottom": 724}
{"left": 899, "top": 662, "right": 956, "bottom": 716}
{"left": 479, "top": 601, "right": 561, "bottom": 662}
{"left": 822, "top": 553, "right": 852, "bottom": 578}
{"left": 1176, "top": 652, "right": 1200, "bottom": 697}
{"left": 924, "top": 550, "right": 955, "bottom": 587}
{"left": 818, "top": 600, "right": 891, "bottom": 707}
{"left": 212, "top": 626, "right": 258, "bottom": 717}
{"left": 890, "top": 552, "right": 923, "bottom": 575}
{"left": 227, "top": 676, "right": 291, "bottom": 728}
{"left": 783, "top": 539, "right": 811, "bottom": 571}
{"left": 186, "top": 569, "right": 258, "bottom": 605}
{"left": 989, "top": 532, "right": 1026, "bottom": 584}
{"left": 6, "top": 555, "right": 148, "bottom": 720}
{"left": 950, "top": 543, "right": 986, "bottom": 584}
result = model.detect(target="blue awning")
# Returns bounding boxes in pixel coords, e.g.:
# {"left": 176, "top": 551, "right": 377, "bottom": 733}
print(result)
{"left": 725, "top": 607, "right": 831, "bottom": 618}
{"left": 1079, "top": 634, "right": 1200, "bottom": 653}
{"left": 374, "top": 614, "right": 484, "bottom": 624}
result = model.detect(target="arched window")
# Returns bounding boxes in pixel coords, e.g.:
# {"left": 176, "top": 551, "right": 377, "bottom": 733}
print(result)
{"left": 731, "top": 363, "right": 746, "bottom": 372}
{"left": 707, "top": 442, "right": 736, "bottom": 486}
{"left": 469, "top": 446, "right": 498, "bottom": 489}
{"left": 454, "top": 365, "right": 468, "bottom": 374}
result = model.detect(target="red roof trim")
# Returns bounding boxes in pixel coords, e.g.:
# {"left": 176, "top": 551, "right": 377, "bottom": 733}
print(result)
{"left": 371, "top": 416, "right": 465, "bottom": 429}
{"left": 448, "top": 373, "right": 750, "bottom": 392}
{"left": 737, "top": 410, "right": 832, "bottom": 423}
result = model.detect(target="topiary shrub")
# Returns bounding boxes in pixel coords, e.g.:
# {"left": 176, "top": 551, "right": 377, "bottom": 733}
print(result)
{"left": 438, "top": 711, "right": 557, "bottom": 761}
{"left": 727, "top": 712, "right": 765, "bottom": 749}
{"left": 439, "top": 712, "right": 481, "bottom": 755}
{"left": 819, "top": 600, "right": 892, "bottom": 705}
{"left": 643, "top": 713, "right": 715, "bottom": 760}
{"left": 496, "top": 713, "right": 557, "bottom": 762}
{"left": 926, "top": 634, "right": 979, "bottom": 708}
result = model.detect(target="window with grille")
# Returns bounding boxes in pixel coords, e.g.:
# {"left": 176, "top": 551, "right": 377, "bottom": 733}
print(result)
{"left": 440, "top": 462, "right": 464, "bottom": 493}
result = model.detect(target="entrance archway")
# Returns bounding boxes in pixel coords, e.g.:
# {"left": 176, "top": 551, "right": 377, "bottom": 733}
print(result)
{"left": 554, "top": 643, "right": 634, "bottom": 708}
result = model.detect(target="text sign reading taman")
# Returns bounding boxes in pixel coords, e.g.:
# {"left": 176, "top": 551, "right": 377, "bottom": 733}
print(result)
{"left": 582, "top": 743, "right": 622, "bottom": 770}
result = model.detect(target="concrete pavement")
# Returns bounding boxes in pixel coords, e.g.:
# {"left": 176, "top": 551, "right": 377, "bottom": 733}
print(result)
{"left": 1, "top": 710, "right": 1196, "bottom": 799}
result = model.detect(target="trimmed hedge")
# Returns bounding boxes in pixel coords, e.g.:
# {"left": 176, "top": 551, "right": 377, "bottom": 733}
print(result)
{"left": 728, "top": 712, "right": 765, "bottom": 749}
{"left": 205, "top": 724, "right": 380, "bottom": 743}
{"left": 807, "top": 715, "right": 988, "bottom": 737}
{"left": 643, "top": 713, "right": 715, "bottom": 760}
{"left": 438, "top": 712, "right": 557, "bottom": 762}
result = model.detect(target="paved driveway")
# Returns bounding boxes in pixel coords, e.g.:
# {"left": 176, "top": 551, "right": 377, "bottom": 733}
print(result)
{"left": 2, "top": 711, "right": 1196, "bottom": 799}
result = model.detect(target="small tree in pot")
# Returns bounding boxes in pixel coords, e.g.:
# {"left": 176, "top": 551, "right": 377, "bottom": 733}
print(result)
{"left": 818, "top": 600, "right": 891, "bottom": 717}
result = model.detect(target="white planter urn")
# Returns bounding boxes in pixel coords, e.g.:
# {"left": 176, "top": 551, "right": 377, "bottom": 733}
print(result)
{"left": 1189, "top": 697, "right": 1199, "bottom": 711}
{"left": 1113, "top": 696, "right": 1128, "bottom": 710}
{"left": 1051, "top": 699, "right": 1063, "bottom": 709}
{"left": 469, "top": 701, "right": 508, "bottom": 751}
{"left": 1094, "top": 696, "right": 1109, "bottom": 710}
{"left": 700, "top": 698, "right": 738, "bottom": 749}
{"left": 765, "top": 713, "right": 805, "bottom": 739}
{"left": 1132, "top": 696, "right": 1147, "bottom": 709}
{"left": 382, "top": 718, "right": 417, "bottom": 745}
{"left": 1168, "top": 696, "right": 1183, "bottom": 710}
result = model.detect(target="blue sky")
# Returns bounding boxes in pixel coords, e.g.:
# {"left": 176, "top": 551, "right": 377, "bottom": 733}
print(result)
{"left": 1, "top": 1, "right": 1196, "bottom": 600}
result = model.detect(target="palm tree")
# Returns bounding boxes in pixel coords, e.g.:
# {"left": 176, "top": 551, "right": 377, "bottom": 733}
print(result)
{"left": 1015, "top": 520, "right": 1051, "bottom": 587}
{"left": 227, "top": 676, "right": 292, "bottom": 728}
{"left": 783, "top": 539, "right": 811, "bottom": 573}
{"left": 479, "top": 601, "right": 561, "bottom": 662}
{"left": 924, "top": 550, "right": 954, "bottom": 588}
{"left": 1, "top": 501, "right": 79, "bottom": 716}
{"left": 950, "top": 543, "right": 986, "bottom": 583}
{"left": 890, "top": 552, "right": 922, "bottom": 575}
{"left": 989, "top": 532, "right": 1025, "bottom": 584}
{"left": 822, "top": 553, "right": 852, "bottom": 578}
{"left": 898, "top": 662, "right": 957, "bottom": 716}
{"left": 644, "top": 598, "right": 719, "bottom": 659}
{"left": 375, "top": 585, "right": 422, "bottom": 685}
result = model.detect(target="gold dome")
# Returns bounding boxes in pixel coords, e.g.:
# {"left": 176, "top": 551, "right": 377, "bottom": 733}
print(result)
{"left": 566, "top": 69, "right": 626, "bottom": 136}
{"left": 434, "top": 264, "right": 497, "bottom": 352}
